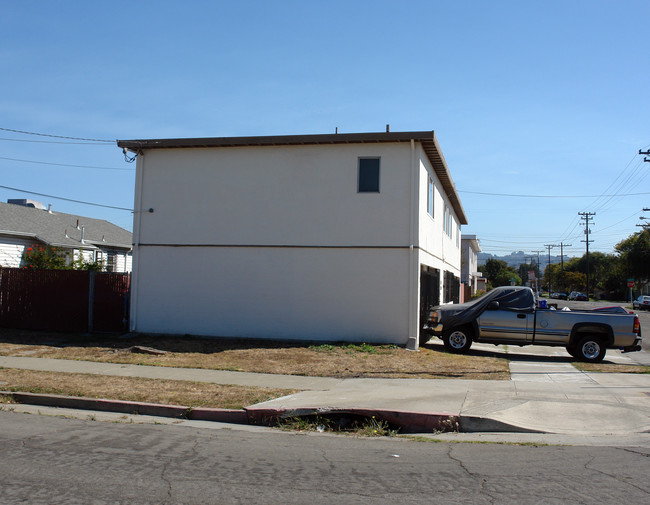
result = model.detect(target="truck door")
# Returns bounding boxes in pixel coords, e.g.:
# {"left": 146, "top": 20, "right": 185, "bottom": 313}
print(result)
{"left": 477, "top": 290, "right": 535, "bottom": 343}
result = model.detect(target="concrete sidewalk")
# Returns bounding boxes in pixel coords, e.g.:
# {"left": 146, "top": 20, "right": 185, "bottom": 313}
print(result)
{"left": 1, "top": 349, "right": 649, "bottom": 436}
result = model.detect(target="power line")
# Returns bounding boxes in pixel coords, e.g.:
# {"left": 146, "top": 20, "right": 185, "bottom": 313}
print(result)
{"left": 0, "top": 137, "right": 112, "bottom": 146}
{"left": 458, "top": 190, "right": 650, "bottom": 198}
{"left": 0, "top": 184, "right": 132, "bottom": 211}
{"left": 0, "top": 127, "right": 113, "bottom": 143}
{"left": 0, "top": 156, "right": 134, "bottom": 171}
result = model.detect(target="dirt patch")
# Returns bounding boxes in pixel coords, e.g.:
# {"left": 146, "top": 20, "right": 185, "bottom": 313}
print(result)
{"left": 0, "top": 329, "right": 510, "bottom": 380}
{"left": 0, "top": 368, "right": 295, "bottom": 409}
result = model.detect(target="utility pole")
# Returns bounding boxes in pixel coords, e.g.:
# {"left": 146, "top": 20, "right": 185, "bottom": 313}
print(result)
{"left": 531, "top": 250, "right": 543, "bottom": 295}
{"left": 638, "top": 208, "right": 649, "bottom": 230}
{"left": 544, "top": 244, "right": 559, "bottom": 294}
{"left": 639, "top": 149, "right": 650, "bottom": 162}
{"left": 559, "top": 242, "right": 571, "bottom": 291}
{"left": 579, "top": 212, "right": 595, "bottom": 298}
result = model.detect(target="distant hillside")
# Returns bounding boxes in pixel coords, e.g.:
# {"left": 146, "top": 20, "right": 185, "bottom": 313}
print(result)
{"left": 478, "top": 251, "right": 565, "bottom": 273}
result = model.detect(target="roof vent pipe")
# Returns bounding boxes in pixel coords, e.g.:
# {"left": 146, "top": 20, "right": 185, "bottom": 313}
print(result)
{"left": 81, "top": 226, "right": 85, "bottom": 244}
{"left": 47, "top": 203, "right": 52, "bottom": 213}
{"left": 386, "top": 124, "right": 390, "bottom": 132}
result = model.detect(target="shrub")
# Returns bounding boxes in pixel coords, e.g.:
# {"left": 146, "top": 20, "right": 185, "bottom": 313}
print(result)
{"left": 21, "top": 244, "right": 69, "bottom": 270}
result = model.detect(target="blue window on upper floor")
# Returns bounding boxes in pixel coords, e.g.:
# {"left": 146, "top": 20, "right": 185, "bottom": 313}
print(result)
{"left": 358, "top": 157, "right": 380, "bottom": 193}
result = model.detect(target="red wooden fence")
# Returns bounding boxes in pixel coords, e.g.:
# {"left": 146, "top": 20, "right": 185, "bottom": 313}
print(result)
{"left": 0, "top": 268, "right": 130, "bottom": 332}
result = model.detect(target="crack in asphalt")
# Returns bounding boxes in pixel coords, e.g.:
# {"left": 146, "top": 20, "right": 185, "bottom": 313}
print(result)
{"left": 159, "top": 432, "right": 201, "bottom": 504}
{"left": 584, "top": 450, "right": 650, "bottom": 496}
{"left": 446, "top": 445, "right": 500, "bottom": 503}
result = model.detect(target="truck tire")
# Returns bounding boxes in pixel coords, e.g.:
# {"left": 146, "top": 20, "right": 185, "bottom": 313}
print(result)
{"left": 576, "top": 335, "right": 606, "bottom": 363}
{"left": 442, "top": 327, "right": 473, "bottom": 354}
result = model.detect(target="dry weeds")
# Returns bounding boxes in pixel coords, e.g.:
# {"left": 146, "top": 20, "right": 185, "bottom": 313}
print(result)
{"left": 0, "top": 368, "right": 295, "bottom": 409}
{"left": 0, "top": 329, "right": 510, "bottom": 380}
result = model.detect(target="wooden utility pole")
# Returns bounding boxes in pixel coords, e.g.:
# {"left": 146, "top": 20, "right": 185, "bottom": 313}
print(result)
{"left": 544, "top": 244, "right": 559, "bottom": 294}
{"left": 579, "top": 212, "right": 595, "bottom": 297}
{"left": 559, "top": 242, "right": 571, "bottom": 291}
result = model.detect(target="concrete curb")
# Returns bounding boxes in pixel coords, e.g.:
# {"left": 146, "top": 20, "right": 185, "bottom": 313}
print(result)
{"left": 0, "top": 391, "right": 482, "bottom": 434}
{"left": 0, "top": 392, "right": 247, "bottom": 425}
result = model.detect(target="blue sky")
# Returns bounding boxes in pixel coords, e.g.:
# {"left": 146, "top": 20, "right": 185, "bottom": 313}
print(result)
{"left": 1, "top": 0, "right": 648, "bottom": 258}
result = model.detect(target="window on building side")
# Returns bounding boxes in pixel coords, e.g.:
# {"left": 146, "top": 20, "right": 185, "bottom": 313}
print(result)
{"left": 427, "top": 176, "right": 434, "bottom": 217}
{"left": 443, "top": 206, "right": 450, "bottom": 236}
{"left": 358, "top": 157, "right": 380, "bottom": 193}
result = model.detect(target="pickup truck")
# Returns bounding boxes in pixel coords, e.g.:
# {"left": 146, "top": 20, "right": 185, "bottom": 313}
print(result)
{"left": 421, "top": 286, "right": 642, "bottom": 362}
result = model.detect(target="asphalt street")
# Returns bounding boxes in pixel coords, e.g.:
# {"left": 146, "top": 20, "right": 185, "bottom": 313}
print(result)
{"left": 1, "top": 411, "right": 649, "bottom": 505}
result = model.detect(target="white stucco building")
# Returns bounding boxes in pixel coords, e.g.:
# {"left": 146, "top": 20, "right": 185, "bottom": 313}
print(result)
{"left": 461, "top": 234, "right": 485, "bottom": 297}
{"left": 118, "top": 131, "right": 467, "bottom": 348}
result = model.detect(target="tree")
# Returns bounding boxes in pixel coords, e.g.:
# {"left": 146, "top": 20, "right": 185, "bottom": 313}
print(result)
{"left": 482, "top": 258, "right": 522, "bottom": 288}
{"left": 615, "top": 229, "right": 650, "bottom": 293}
{"left": 542, "top": 263, "right": 561, "bottom": 293}
{"left": 518, "top": 262, "right": 540, "bottom": 287}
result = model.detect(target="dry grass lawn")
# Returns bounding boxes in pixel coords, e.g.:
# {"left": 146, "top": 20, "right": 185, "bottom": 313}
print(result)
{"left": 0, "top": 368, "right": 296, "bottom": 409}
{"left": 573, "top": 362, "right": 650, "bottom": 374}
{"left": 0, "top": 329, "right": 510, "bottom": 380}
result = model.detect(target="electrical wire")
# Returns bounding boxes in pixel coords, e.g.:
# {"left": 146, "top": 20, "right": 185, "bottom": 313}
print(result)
{"left": 0, "top": 137, "right": 113, "bottom": 145}
{"left": 458, "top": 190, "right": 650, "bottom": 198}
{"left": 0, "top": 156, "right": 134, "bottom": 171}
{"left": 0, "top": 184, "right": 132, "bottom": 211}
{"left": 0, "top": 127, "right": 113, "bottom": 143}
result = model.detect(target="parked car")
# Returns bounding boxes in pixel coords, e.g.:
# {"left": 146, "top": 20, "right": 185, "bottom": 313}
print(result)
{"left": 550, "top": 292, "right": 568, "bottom": 300}
{"left": 569, "top": 292, "right": 588, "bottom": 301}
{"left": 633, "top": 295, "right": 650, "bottom": 311}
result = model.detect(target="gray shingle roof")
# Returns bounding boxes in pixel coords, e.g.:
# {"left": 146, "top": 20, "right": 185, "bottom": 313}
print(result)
{"left": 0, "top": 202, "right": 132, "bottom": 250}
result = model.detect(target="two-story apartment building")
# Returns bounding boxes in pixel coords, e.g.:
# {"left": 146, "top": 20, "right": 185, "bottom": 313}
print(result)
{"left": 461, "top": 234, "right": 485, "bottom": 298}
{"left": 118, "top": 130, "right": 467, "bottom": 348}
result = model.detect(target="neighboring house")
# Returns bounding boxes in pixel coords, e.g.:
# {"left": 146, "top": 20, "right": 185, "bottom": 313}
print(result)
{"left": 0, "top": 200, "right": 133, "bottom": 272}
{"left": 118, "top": 130, "right": 468, "bottom": 348}
{"left": 461, "top": 234, "right": 485, "bottom": 297}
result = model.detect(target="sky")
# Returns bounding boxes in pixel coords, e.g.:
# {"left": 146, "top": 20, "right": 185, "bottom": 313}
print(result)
{"left": 1, "top": 0, "right": 648, "bottom": 259}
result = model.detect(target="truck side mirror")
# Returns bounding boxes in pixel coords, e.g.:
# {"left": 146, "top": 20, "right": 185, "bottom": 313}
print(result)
{"left": 488, "top": 301, "right": 500, "bottom": 310}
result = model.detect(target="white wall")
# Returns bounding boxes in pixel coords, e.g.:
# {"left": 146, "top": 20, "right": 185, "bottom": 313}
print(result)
{"left": 0, "top": 236, "right": 31, "bottom": 267}
{"left": 416, "top": 147, "right": 461, "bottom": 276}
{"left": 136, "top": 144, "right": 412, "bottom": 247}
{"left": 134, "top": 246, "right": 410, "bottom": 343}
{"left": 131, "top": 142, "right": 417, "bottom": 343}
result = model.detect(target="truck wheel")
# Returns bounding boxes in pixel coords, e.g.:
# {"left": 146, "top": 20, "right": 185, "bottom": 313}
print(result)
{"left": 576, "top": 336, "right": 606, "bottom": 363}
{"left": 442, "top": 327, "right": 473, "bottom": 354}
